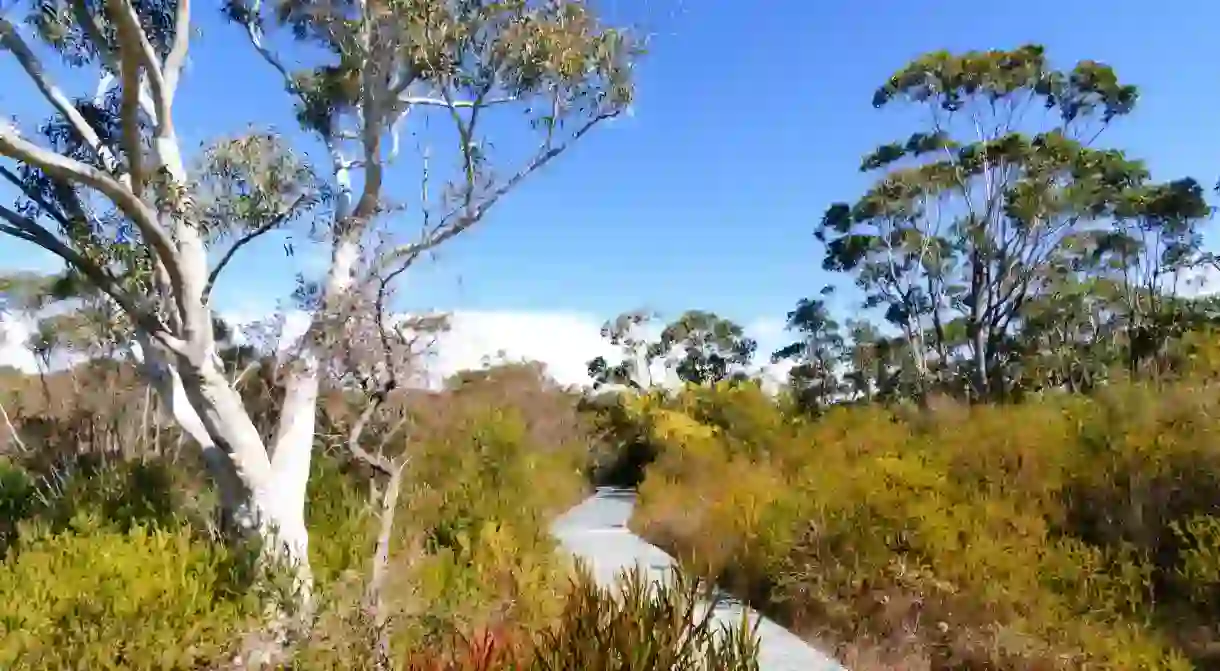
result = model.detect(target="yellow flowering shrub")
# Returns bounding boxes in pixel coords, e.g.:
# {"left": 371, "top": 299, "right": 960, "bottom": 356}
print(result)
{"left": 625, "top": 380, "right": 1220, "bottom": 669}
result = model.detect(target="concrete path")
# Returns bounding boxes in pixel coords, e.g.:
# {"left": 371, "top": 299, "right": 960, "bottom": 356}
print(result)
{"left": 550, "top": 487, "right": 846, "bottom": 671}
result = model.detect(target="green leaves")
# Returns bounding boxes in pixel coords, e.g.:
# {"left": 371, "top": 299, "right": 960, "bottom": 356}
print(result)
{"left": 27, "top": 0, "right": 181, "bottom": 66}
{"left": 872, "top": 44, "right": 1136, "bottom": 125}
{"left": 815, "top": 44, "right": 1192, "bottom": 400}
{"left": 229, "top": 0, "right": 638, "bottom": 140}
{"left": 192, "top": 131, "right": 325, "bottom": 246}
{"left": 588, "top": 310, "right": 758, "bottom": 390}
{"left": 658, "top": 310, "right": 757, "bottom": 386}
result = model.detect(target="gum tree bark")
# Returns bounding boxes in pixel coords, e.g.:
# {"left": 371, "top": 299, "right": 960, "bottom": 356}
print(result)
{"left": 0, "top": 0, "right": 636, "bottom": 624}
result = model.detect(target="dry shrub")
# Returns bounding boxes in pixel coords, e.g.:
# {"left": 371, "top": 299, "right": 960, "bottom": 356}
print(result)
{"left": 622, "top": 379, "right": 1220, "bottom": 670}
{"left": 1, "top": 360, "right": 181, "bottom": 463}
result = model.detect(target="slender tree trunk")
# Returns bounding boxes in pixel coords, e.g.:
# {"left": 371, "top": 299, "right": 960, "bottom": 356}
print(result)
{"left": 0, "top": 397, "right": 25, "bottom": 453}
{"left": 368, "top": 462, "right": 405, "bottom": 670}
{"left": 262, "top": 147, "right": 362, "bottom": 572}
{"left": 137, "top": 335, "right": 315, "bottom": 606}
{"left": 967, "top": 246, "right": 989, "bottom": 401}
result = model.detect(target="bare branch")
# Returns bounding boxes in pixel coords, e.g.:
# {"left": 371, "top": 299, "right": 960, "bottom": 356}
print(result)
{"left": 398, "top": 95, "right": 516, "bottom": 109}
{"left": 0, "top": 399, "right": 28, "bottom": 454}
{"left": 236, "top": 5, "right": 301, "bottom": 98}
{"left": 204, "top": 193, "right": 312, "bottom": 301}
{"left": 163, "top": 0, "right": 191, "bottom": 97}
{"left": 381, "top": 108, "right": 619, "bottom": 271}
{"left": 346, "top": 391, "right": 395, "bottom": 476}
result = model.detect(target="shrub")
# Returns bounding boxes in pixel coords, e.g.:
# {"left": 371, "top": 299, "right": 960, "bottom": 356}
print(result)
{"left": 0, "top": 361, "right": 763, "bottom": 670}
{"left": 0, "top": 515, "right": 259, "bottom": 670}
{"left": 404, "top": 565, "right": 761, "bottom": 671}
{"left": 625, "top": 380, "right": 1220, "bottom": 670}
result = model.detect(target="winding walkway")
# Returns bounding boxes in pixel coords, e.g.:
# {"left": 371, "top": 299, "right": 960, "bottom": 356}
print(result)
{"left": 550, "top": 487, "right": 846, "bottom": 671}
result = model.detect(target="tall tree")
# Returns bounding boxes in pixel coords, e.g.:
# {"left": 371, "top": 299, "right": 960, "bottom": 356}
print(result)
{"left": 587, "top": 309, "right": 662, "bottom": 391}
{"left": 818, "top": 45, "right": 1146, "bottom": 400}
{"left": 0, "top": 0, "right": 637, "bottom": 609}
{"left": 772, "top": 295, "right": 844, "bottom": 412}
{"left": 1099, "top": 178, "right": 1213, "bottom": 375}
{"left": 657, "top": 309, "right": 757, "bottom": 385}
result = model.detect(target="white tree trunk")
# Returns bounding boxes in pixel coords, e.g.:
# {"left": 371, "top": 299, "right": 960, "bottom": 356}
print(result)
{"left": 267, "top": 235, "right": 360, "bottom": 530}
{"left": 265, "top": 152, "right": 361, "bottom": 567}
{"left": 135, "top": 333, "right": 313, "bottom": 580}
{"left": 143, "top": 131, "right": 316, "bottom": 598}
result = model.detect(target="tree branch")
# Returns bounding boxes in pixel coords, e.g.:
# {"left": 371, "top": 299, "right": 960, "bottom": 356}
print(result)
{"left": 203, "top": 193, "right": 311, "bottom": 301}
{"left": 0, "top": 17, "right": 122, "bottom": 174}
{"left": 0, "top": 165, "right": 70, "bottom": 229}
{"left": 110, "top": 0, "right": 170, "bottom": 131}
{"left": 380, "top": 109, "right": 619, "bottom": 271}
{"left": 0, "top": 204, "right": 183, "bottom": 355}
{"left": 118, "top": 35, "right": 145, "bottom": 195}
{"left": 347, "top": 6, "right": 384, "bottom": 230}
{"left": 0, "top": 124, "right": 183, "bottom": 294}
{"left": 346, "top": 391, "right": 395, "bottom": 477}
{"left": 72, "top": 0, "right": 121, "bottom": 74}
{"left": 236, "top": 6, "right": 301, "bottom": 99}
{"left": 398, "top": 95, "right": 516, "bottom": 109}
{"left": 163, "top": 0, "right": 191, "bottom": 98}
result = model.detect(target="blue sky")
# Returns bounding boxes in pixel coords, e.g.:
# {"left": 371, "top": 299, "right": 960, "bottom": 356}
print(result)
{"left": 2, "top": 0, "right": 1219, "bottom": 380}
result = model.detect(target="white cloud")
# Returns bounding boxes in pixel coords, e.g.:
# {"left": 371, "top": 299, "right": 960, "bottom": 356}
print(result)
{"left": 1, "top": 306, "right": 794, "bottom": 391}
{"left": 1176, "top": 265, "right": 1220, "bottom": 298}
{"left": 0, "top": 314, "right": 37, "bottom": 373}
{"left": 745, "top": 316, "right": 793, "bottom": 392}
{"left": 426, "top": 311, "right": 616, "bottom": 387}
{"left": 215, "top": 308, "right": 616, "bottom": 388}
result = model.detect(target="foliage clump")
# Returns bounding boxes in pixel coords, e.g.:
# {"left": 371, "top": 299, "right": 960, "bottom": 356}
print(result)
{"left": 622, "top": 377, "right": 1220, "bottom": 670}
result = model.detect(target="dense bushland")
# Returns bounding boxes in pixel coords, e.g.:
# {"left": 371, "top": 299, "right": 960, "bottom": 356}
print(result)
{"left": 618, "top": 357, "right": 1220, "bottom": 670}
{"left": 0, "top": 362, "right": 758, "bottom": 670}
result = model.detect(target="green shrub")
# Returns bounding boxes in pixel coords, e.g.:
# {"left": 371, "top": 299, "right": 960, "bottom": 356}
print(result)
{"left": 0, "top": 515, "right": 259, "bottom": 670}
{"left": 0, "top": 362, "right": 763, "bottom": 669}
{"left": 0, "top": 457, "right": 33, "bottom": 555}
{"left": 625, "top": 380, "right": 1220, "bottom": 670}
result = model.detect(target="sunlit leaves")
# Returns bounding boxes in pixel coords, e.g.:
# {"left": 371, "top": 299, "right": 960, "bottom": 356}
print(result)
{"left": 816, "top": 45, "right": 1167, "bottom": 399}
{"left": 228, "top": 0, "right": 638, "bottom": 141}
{"left": 8, "top": 91, "right": 157, "bottom": 298}
{"left": 872, "top": 44, "right": 1137, "bottom": 125}
{"left": 587, "top": 309, "right": 659, "bottom": 391}
{"left": 192, "top": 131, "right": 328, "bottom": 245}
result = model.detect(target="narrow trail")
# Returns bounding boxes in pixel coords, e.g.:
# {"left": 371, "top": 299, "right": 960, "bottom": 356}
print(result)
{"left": 550, "top": 487, "right": 846, "bottom": 671}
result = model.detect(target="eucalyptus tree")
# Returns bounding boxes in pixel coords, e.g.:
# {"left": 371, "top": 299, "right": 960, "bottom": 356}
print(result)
{"left": 657, "top": 309, "right": 757, "bottom": 385}
{"left": 587, "top": 309, "right": 663, "bottom": 391}
{"left": 817, "top": 45, "right": 1146, "bottom": 399}
{"left": 0, "top": 0, "right": 637, "bottom": 608}
{"left": 841, "top": 318, "right": 885, "bottom": 402}
{"left": 1095, "top": 178, "right": 1212, "bottom": 374}
{"left": 771, "top": 294, "right": 844, "bottom": 411}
